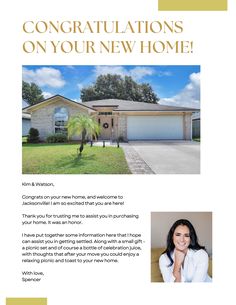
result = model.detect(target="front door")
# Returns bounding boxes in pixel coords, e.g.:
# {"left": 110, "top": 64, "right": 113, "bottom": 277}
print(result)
{"left": 99, "top": 115, "right": 113, "bottom": 140}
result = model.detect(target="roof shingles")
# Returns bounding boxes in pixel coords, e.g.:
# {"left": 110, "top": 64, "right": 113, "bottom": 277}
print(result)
{"left": 83, "top": 99, "right": 198, "bottom": 112}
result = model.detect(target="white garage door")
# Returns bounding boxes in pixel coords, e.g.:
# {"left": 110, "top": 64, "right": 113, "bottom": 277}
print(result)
{"left": 127, "top": 115, "right": 184, "bottom": 140}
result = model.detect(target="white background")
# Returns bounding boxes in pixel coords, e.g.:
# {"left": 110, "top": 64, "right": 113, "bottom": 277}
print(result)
{"left": 1, "top": 0, "right": 236, "bottom": 304}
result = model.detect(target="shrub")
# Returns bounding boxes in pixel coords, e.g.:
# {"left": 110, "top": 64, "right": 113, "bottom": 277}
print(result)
{"left": 46, "top": 133, "right": 67, "bottom": 143}
{"left": 28, "top": 128, "right": 39, "bottom": 143}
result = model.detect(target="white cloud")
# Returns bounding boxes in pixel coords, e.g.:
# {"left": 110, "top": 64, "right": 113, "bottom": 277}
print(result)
{"left": 77, "top": 83, "right": 84, "bottom": 90}
{"left": 42, "top": 91, "right": 54, "bottom": 99}
{"left": 129, "top": 67, "right": 155, "bottom": 81}
{"left": 66, "top": 65, "right": 76, "bottom": 70}
{"left": 94, "top": 66, "right": 127, "bottom": 77}
{"left": 73, "top": 98, "right": 82, "bottom": 103}
{"left": 93, "top": 66, "right": 155, "bottom": 81}
{"left": 160, "top": 72, "right": 200, "bottom": 109}
{"left": 22, "top": 67, "right": 66, "bottom": 88}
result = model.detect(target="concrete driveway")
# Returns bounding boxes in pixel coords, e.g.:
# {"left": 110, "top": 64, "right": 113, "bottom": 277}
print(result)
{"left": 128, "top": 141, "right": 200, "bottom": 174}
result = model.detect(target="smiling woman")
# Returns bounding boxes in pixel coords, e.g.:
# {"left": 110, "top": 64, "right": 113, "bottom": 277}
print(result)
{"left": 159, "top": 219, "right": 212, "bottom": 282}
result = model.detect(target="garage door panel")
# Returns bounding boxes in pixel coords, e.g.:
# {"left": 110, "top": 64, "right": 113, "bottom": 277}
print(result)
{"left": 127, "top": 116, "right": 184, "bottom": 140}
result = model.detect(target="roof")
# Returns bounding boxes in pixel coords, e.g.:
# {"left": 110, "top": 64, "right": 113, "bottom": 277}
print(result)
{"left": 22, "top": 95, "right": 199, "bottom": 113}
{"left": 22, "top": 95, "right": 96, "bottom": 112}
{"left": 83, "top": 99, "right": 198, "bottom": 112}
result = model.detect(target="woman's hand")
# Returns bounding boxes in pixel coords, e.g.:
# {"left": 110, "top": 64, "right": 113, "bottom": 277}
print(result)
{"left": 173, "top": 249, "right": 186, "bottom": 282}
{"left": 175, "top": 249, "right": 186, "bottom": 266}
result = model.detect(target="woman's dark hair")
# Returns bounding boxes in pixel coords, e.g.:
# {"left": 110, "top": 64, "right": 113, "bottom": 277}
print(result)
{"left": 163, "top": 219, "right": 205, "bottom": 266}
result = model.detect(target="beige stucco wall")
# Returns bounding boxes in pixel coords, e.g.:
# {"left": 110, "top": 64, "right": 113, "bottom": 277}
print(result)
{"left": 117, "top": 115, "right": 127, "bottom": 141}
{"left": 30, "top": 100, "right": 90, "bottom": 140}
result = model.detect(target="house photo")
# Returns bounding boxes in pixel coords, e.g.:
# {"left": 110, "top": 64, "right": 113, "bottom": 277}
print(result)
{"left": 22, "top": 65, "right": 200, "bottom": 174}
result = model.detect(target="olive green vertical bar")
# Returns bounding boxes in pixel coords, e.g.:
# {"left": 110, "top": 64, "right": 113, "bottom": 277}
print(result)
{"left": 6, "top": 298, "right": 47, "bottom": 305}
{"left": 158, "top": 0, "right": 227, "bottom": 11}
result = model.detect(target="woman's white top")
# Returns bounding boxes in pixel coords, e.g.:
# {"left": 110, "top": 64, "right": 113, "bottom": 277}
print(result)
{"left": 159, "top": 249, "right": 212, "bottom": 282}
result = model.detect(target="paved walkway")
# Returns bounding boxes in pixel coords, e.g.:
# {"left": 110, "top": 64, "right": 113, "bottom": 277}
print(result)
{"left": 92, "top": 141, "right": 154, "bottom": 174}
{"left": 92, "top": 140, "right": 115, "bottom": 147}
{"left": 121, "top": 144, "right": 154, "bottom": 174}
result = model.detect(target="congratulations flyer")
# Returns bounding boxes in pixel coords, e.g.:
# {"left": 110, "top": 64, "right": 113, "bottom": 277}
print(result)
{"left": 1, "top": 0, "right": 235, "bottom": 304}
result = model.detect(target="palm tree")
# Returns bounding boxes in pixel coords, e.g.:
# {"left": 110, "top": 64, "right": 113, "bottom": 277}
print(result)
{"left": 67, "top": 114, "right": 100, "bottom": 155}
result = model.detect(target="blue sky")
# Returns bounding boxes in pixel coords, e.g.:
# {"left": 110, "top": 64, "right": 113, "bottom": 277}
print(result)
{"left": 22, "top": 65, "right": 200, "bottom": 108}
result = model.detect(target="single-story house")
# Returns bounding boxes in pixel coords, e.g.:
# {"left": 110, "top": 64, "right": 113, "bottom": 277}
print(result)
{"left": 22, "top": 95, "right": 198, "bottom": 141}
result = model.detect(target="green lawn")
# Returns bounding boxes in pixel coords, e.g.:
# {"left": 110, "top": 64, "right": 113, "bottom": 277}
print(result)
{"left": 22, "top": 143, "right": 131, "bottom": 174}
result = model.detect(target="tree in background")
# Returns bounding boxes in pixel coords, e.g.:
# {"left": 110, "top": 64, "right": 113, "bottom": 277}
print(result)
{"left": 81, "top": 74, "right": 159, "bottom": 103}
{"left": 138, "top": 83, "right": 158, "bottom": 103}
{"left": 22, "top": 81, "right": 44, "bottom": 106}
{"left": 67, "top": 114, "right": 100, "bottom": 155}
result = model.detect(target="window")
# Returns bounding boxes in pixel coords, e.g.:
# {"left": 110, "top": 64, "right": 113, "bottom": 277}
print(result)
{"left": 54, "top": 107, "right": 68, "bottom": 134}
{"left": 98, "top": 112, "right": 112, "bottom": 115}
